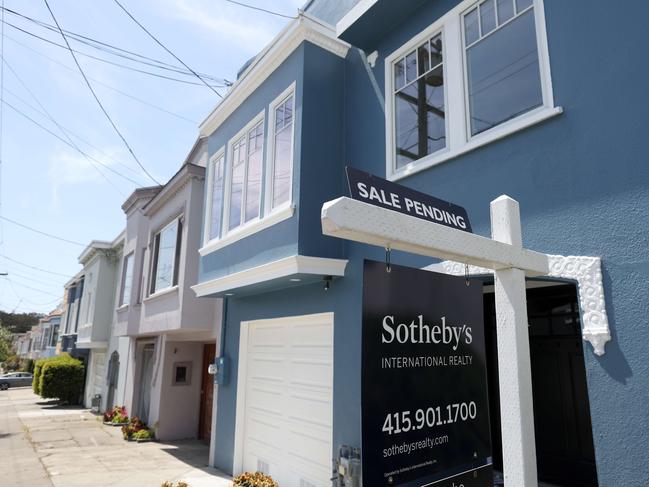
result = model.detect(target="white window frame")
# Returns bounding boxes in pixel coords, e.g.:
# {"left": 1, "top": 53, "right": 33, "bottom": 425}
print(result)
{"left": 223, "top": 110, "right": 265, "bottom": 234}
{"left": 203, "top": 147, "right": 226, "bottom": 246}
{"left": 385, "top": 0, "right": 560, "bottom": 182}
{"left": 265, "top": 81, "right": 296, "bottom": 215}
{"left": 118, "top": 252, "right": 134, "bottom": 308}
{"left": 148, "top": 217, "right": 182, "bottom": 296}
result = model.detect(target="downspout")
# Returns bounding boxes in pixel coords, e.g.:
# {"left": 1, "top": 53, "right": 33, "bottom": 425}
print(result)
{"left": 209, "top": 296, "right": 228, "bottom": 467}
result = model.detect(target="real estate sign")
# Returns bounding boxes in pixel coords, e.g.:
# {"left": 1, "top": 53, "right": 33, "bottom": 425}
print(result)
{"left": 362, "top": 260, "right": 492, "bottom": 486}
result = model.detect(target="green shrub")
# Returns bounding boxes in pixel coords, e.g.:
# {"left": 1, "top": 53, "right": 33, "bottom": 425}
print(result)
{"left": 232, "top": 472, "right": 279, "bottom": 487}
{"left": 39, "top": 354, "right": 85, "bottom": 404}
{"left": 22, "top": 358, "right": 35, "bottom": 374}
{"left": 33, "top": 358, "right": 46, "bottom": 395}
{"left": 132, "top": 429, "right": 154, "bottom": 440}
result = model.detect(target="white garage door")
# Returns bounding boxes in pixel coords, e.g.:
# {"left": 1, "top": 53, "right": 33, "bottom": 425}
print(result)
{"left": 92, "top": 352, "right": 106, "bottom": 396}
{"left": 237, "top": 313, "right": 333, "bottom": 487}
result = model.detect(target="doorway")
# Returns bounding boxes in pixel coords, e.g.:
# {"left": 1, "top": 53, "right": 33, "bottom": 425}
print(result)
{"left": 484, "top": 282, "right": 599, "bottom": 486}
{"left": 136, "top": 343, "right": 155, "bottom": 424}
{"left": 198, "top": 343, "right": 216, "bottom": 440}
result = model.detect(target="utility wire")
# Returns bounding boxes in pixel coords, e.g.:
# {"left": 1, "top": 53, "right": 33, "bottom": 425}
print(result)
{"left": 1, "top": 57, "right": 140, "bottom": 195}
{"left": 0, "top": 216, "right": 87, "bottom": 247}
{"left": 111, "top": 0, "right": 223, "bottom": 98}
{"left": 223, "top": 0, "right": 297, "bottom": 20}
{"left": 5, "top": 33, "right": 198, "bottom": 124}
{"left": 0, "top": 6, "right": 230, "bottom": 84}
{"left": 2, "top": 98, "right": 143, "bottom": 186}
{"left": 42, "top": 0, "right": 161, "bottom": 185}
{"left": 3, "top": 276, "right": 61, "bottom": 297}
{"left": 1, "top": 19, "right": 226, "bottom": 88}
{"left": 0, "top": 254, "right": 73, "bottom": 278}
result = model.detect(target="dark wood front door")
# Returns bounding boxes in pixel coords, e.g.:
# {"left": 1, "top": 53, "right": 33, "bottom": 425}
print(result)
{"left": 484, "top": 284, "right": 599, "bottom": 486}
{"left": 198, "top": 343, "right": 217, "bottom": 441}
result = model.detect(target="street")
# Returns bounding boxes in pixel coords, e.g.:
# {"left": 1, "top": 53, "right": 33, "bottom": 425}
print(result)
{"left": 0, "top": 387, "right": 232, "bottom": 487}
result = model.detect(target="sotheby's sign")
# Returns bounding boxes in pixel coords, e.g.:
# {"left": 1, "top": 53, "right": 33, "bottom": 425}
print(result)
{"left": 362, "top": 261, "right": 492, "bottom": 486}
{"left": 346, "top": 167, "right": 472, "bottom": 232}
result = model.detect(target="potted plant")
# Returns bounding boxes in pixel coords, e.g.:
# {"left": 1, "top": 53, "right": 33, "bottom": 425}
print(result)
{"left": 232, "top": 472, "right": 279, "bottom": 487}
{"left": 121, "top": 416, "right": 147, "bottom": 441}
{"left": 132, "top": 428, "right": 156, "bottom": 442}
{"left": 161, "top": 482, "right": 188, "bottom": 487}
{"left": 103, "top": 405, "right": 129, "bottom": 426}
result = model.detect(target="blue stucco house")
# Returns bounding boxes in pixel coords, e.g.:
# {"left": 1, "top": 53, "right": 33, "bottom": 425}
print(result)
{"left": 193, "top": 1, "right": 649, "bottom": 485}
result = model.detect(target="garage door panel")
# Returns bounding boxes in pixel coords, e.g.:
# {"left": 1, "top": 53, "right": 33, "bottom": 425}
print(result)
{"left": 241, "top": 314, "right": 333, "bottom": 487}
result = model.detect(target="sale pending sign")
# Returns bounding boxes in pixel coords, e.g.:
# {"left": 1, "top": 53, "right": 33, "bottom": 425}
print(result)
{"left": 361, "top": 261, "right": 493, "bottom": 486}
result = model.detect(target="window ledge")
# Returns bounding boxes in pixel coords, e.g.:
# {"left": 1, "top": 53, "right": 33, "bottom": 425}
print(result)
{"left": 199, "top": 205, "right": 295, "bottom": 256}
{"left": 116, "top": 304, "right": 129, "bottom": 312}
{"left": 389, "top": 106, "right": 563, "bottom": 182}
{"left": 143, "top": 285, "right": 179, "bottom": 303}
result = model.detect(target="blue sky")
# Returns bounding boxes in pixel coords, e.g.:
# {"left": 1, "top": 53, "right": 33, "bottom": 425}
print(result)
{"left": 0, "top": 0, "right": 301, "bottom": 314}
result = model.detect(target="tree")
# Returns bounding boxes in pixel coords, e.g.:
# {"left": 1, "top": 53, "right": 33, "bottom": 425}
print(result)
{"left": 0, "top": 326, "right": 13, "bottom": 363}
{"left": 0, "top": 311, "right": 43, "bottom": 334}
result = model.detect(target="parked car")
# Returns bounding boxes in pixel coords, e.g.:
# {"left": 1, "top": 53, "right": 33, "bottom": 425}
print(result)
{"left": 0, "top": 372, "right": 33, "bottom": 390}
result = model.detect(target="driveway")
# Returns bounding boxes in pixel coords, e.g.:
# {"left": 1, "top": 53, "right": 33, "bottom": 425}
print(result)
{"left": 0, "top": 387, "right": 232, "bottom": 487}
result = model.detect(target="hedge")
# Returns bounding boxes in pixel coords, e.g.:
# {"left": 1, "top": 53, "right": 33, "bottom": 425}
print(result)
{"left": 34, "top": 354, "right": 85, "bottom": 404}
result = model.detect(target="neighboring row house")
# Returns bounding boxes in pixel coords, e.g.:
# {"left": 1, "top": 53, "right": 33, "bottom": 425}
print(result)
{"left": 15, "top": 310, "right": 61, "bottom": 361}
{"left": 53, "top": 0, "right": 649, "bottom": 485}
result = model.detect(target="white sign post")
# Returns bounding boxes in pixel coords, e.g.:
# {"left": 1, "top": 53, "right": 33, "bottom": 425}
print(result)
{"left": 321, "top": 194, "right": 544, "bottom": 487}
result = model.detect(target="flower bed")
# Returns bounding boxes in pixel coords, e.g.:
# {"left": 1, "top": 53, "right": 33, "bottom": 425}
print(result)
{"left": 233, "top": 472, "right": 279, "bottom": 487}
{"left": 121, "top": 416, "right": 155, "bottom": 442}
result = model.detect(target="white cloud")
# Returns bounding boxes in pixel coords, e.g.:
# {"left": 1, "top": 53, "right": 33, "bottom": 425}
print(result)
{"left": 160, "top": 0, "right": 294, "bottom": 53}
{"left": 47, "top": 148, "right": 124, "bottom": 207}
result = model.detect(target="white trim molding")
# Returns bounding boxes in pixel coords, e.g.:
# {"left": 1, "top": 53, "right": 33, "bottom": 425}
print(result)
{"left": 427, "top": 255, "right": 611, "bottom": 356}
{"left": 199, "top": 204, "right": 295, "bottom": 256}
{"left": 200, "top": 14, "right": 350, "bottom": 137}
{"left": 192, "top": 255, "right": 348, "bottom": 297}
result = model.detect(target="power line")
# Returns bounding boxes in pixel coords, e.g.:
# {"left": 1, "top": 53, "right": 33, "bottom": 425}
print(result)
{"left": 42, "top": 0, "right": 161, "bottom": 185}
{"left": 223, "top": 0, "right": 297, "bottom": 20}
{"left": 1, "top": 19, "right": 227, "bottom": 88}
{"left": 111, "top": 0, "right": 223, "bottom": 98}
{"left": 2, "top": 267, "right": 64, "bottom": 287}
{"left": 0, "top": 216, "right": 87, "bottom": 247}
{"left": 2, "top": 98, "right": 144, "bottom": 186}
{"left": 4, "top": 33, "right": 198, "bottom": 124}
{"left": 1, "top": 57, "right": 141, "bottom": 195}
{"left": 3, "top": 276, "right": 62, "bottom": 297}
{"left": 0, "top": 254, "right": 73, "bottom": 278}
{"left": 0, "top": 6, "right": 230, "bottom": 84}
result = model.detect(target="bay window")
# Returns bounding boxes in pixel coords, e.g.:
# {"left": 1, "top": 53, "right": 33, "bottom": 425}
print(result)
{"left": 150, "top": 218, "right": 182, "bottom": 294}
{"left": 201, "top": 84, "right": 296, "bottom": 251}
{"left": 386, "top": 0, "right": 557, "bottom": 180}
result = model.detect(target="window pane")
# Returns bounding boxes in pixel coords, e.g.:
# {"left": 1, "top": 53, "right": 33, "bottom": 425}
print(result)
{"left": 208, "top": 156, "right": 224, "bottom": 240}
{"left": 121, "top": 254, "right": 133, "bottom": 306}
{"left": 283, "top": 99, "right": 292, "bottom": 126}
{"left": 395, "top": 65, "right": 446, "bottom": 169}
{"left": 417, "top": 42, "right": 430, "bottom": 76}
{"left": 480, "top": 0, "right": 497, "bottom": 36}
{"left": 466, "top": 9, "right": 542, "bottom": 135}
{"left": 229, "top": 138, "right": 245, "bottom": 230}
{"left": 245, "top": 123, "right": 263, "bottom": 222}
{"left": 515, "top": 0, "right": 533, "bottom": 13}
{"left": 394, "top": 59, "right": 405, "bottom": 90}
{"left": 497, "top": 0, "right": 514, "bottom": 24}
{"left": 273, "top": 96, "right": 293, "bottom": 209}
{"left": 464, "top": 8, "right": 480, "bottom": 45}
{"left": 430, "top": 35, "right": 443, "bottom": 67}
{"left": 405, "top": 51, "right": 417, "bottom": 83}
{"left": 154, "top": 221, "right": 178, "bottom": 292}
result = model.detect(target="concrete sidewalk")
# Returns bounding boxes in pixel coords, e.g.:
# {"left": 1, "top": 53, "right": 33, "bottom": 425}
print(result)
{"left": 0, "top": 387, "right": 232, "bottom": 487}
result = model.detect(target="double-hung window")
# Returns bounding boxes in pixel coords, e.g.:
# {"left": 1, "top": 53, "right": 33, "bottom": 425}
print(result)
{"left": 386, "top": 0, "right": 555, "bottom": 179}
{"left": 150, "top": 218, "right": 182, "bottom": 295}
{"left": 119, "top": 253, "right": 134, "bottom": 307}
{"left": 269, "top": 92, "right": 294, "bottom": 209}
{"left": 227, "top": 118, "right": 264, "bottom": 231}
{"left": 207, "top": 152, "right": 225, "bottom": 240}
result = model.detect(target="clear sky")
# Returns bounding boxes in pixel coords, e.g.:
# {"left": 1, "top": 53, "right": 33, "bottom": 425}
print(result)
{"left": 0, "top": 0, "right": 301, "bottom": 314}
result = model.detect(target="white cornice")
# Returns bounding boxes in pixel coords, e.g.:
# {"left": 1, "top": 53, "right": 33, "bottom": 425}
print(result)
{"left": 199, "top": 14, "right": 350, "bottom": 137}
{"left": 192, "top": 255, "right": 348, "bottom": 297}
{"left": 426, "top": 255, "right": 612, "bottom": 356}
